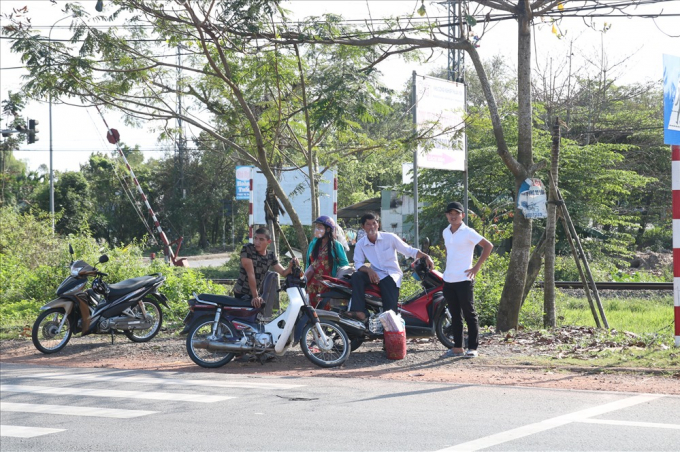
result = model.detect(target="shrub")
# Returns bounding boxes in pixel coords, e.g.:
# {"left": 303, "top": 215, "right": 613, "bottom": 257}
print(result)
{"left": 473, "top": 253, "right": 507, "bottom": 327}
{"left": 0, "top": 207, "right": 229, "bottom": 326}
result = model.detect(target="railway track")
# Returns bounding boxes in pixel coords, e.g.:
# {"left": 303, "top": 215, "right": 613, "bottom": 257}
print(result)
{"left": 537, "top": 281, "right": 672, "bottom": 290}
{"left": 208, "top": 279, "right": 672, "bottom": 290}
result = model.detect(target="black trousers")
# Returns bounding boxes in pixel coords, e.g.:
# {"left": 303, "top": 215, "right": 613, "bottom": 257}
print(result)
{"left": 443, "top": 280, "right": 479, "bottom": 350}
{"left": 350, "top": 271, "right": 400, "bottom": 314}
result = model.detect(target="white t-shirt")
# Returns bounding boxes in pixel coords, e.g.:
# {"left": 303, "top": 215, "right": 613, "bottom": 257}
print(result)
{"left": 442, "top": 223, "right": 483, "bottom": 283}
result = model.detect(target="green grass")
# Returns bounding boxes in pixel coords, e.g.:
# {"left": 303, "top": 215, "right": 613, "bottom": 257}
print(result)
{"left": 557, "top": 295, "right": 674, "bottom": 338}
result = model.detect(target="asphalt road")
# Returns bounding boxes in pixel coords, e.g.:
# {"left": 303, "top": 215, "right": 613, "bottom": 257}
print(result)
{"left": 1, "top": 362, "right": 679, "bottom": 451}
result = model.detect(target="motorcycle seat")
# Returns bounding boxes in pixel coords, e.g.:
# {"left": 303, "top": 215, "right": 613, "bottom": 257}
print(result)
{"left": 108, "top": 275, "right": 161, "bottom": 299}
{"left": 196, "top": 294, "right": 253, "bottom": 307}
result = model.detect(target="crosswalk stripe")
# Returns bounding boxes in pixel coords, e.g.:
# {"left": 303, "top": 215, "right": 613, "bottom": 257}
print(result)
{"left": 1, "top": 402, "right": 157, "bottom": 418}
{"left": 577, "top": 419, "right": 680, "bottom": 430}
{"left": 1, "top": 425, "right": 65, "bottom": 438}
{"left": 1, "top": 385, "right": 233, "bottom": 403}
{"left": 25, "top": 372, "right": 304, "bottom": 390}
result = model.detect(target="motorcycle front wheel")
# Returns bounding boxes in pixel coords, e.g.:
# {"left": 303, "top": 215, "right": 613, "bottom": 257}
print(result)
{"left": 186, "top": 319, "right": 238, "bottom": 368}
{"left": 124, "top": 299, "right": 163, "bottom": 342}
{"left": 435, "top": 307, "right": 456, "bottom": 349}
{"left": 300, "top": 321, "right": 350, "bottom": 368}
{"left": 32, "top": 308, "right": 72, "bottom": 354}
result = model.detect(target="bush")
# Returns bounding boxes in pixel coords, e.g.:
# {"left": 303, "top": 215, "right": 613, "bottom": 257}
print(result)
{"left": 638, "top": 226, "right": 672, "bottom": 252}
{"left": 473, "top": 253, "right": 507, "bottom": 327}
{"left": 0, "top": 207, "right": 229, "bottom": 326}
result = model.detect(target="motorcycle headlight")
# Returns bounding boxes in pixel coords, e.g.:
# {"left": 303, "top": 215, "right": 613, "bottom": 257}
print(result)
{"left": 71, "top": 266, "right": 84, "bottom": 277}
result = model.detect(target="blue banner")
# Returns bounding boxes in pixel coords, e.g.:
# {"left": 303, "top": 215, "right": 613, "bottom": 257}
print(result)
{"left": 664, "top": 54, "right": 680, "bottom": 145}
{"left": 235, "top": 166, "right": 252, "bottom": 200}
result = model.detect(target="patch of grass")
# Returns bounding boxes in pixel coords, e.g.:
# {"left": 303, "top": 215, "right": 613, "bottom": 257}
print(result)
{"left": 557, "top": 295, "right": 674, "bottom": 341}
{"left": 520, "top": 347, "right": 679, "bottom": 373}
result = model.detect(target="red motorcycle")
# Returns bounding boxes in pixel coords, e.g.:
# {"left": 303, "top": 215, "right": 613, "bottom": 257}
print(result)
{"left": 316, "top": 259, "right": 455, "bottom": 351}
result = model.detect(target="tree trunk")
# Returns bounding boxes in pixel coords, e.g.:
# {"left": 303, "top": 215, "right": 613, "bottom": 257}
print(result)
{"left": 544, "top": 117, "right": 561, "bottom": 328}
{"left": 521, "top": 230, "right": 546, "bottom": 306}
{"left": 259, "top": 164, "right": 309, "bottom": 252}
{"left": 198, "top": 219, "right": 208, "bottom": 249}
{"left": 496, "top": 7, "right": 534, "bottom": 332}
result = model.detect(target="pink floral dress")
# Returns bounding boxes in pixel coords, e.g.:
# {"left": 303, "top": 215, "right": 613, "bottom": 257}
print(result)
{"left": 307, "top": 245, "right": 331, "bottom": 307}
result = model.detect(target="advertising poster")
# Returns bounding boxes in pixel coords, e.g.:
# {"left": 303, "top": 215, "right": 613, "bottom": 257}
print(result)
{"left": 235, "top": 166, "right": 252, "bottom": 200}
{"left": 251, "top": 169, "right": 336, "bottom": 226}
{"left": 664, "top": 54, "right": 680, "bottom": 145}
{"left": 415, "top": 75, "right": 466, "bottom": 171}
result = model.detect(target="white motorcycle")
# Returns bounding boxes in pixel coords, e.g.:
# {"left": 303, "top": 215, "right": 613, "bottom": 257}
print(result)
{"left": 182, "top": 269, "right": 351, "bottom": 368}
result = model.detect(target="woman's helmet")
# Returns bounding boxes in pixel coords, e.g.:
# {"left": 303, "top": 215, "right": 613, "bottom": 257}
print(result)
{"left": 313, "top": 215, "right": 336, "bottom": 232}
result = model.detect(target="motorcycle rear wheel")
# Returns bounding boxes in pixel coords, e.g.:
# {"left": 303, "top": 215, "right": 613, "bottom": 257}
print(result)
{"left": 435, "top": 307, "right": 456, "bottom": 349}
{"left": 32, "top": 308, "right": 72, "bottom": 354}
{"left": 124, "top": 299, "right": 163, "bottom": 342}
{"left": 186, "top": 319, "right": 237, "bottom": 368}
{"left": 300, "top": 321, "right": 350, "bottom": 368}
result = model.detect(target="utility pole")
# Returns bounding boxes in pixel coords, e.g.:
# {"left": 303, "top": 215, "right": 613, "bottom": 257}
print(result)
{"left": 412, "top": 71, "right": 419, "bottom": 248}
{"left": 176, "top": 44, "right": 185, "bottom": 199}
{"left": 48, "top": 15, "right": 73, "bottom": 232}
{"left": 447, "top": 1, "right": 465, "bottom": 83}
{"left": 448, "top": 0, "right": 469, "bottom": 223}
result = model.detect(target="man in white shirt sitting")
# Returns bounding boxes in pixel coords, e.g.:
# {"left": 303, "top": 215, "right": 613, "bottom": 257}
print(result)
{"left": 346, "top": 213, "right": 434, "bottom": 321}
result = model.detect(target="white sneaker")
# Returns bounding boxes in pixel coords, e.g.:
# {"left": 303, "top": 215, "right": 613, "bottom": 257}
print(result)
{"left": 464, "top": 350, "right": 478, "bottom": 358}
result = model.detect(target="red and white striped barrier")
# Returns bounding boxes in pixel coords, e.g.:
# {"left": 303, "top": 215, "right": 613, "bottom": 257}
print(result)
{"left": 673, "top": 145, "right": 680, "bottom": 346}
{"left": 94, "top": 106, "right": 180, "bottom": 264}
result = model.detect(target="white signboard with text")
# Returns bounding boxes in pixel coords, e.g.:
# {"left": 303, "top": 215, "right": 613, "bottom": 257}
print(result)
{"left": 415, "top": 75, "right": 466, "bottom": 171}
{"left": 251, "top": 168, "right": 336, "bottom": 226}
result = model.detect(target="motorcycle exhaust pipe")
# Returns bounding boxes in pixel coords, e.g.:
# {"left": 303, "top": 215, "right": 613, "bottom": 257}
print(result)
{"left": 338, "top": 318, "right": 368, "bottom": 332}
{"left": 192, "top": 340, "right": 253, "bottom": 353}
{"left": 113, "top": 320, "right": 153, "bottom": 330}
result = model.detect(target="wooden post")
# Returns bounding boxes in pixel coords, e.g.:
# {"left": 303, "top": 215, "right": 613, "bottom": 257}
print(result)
{"left": 544, "top": 118, "right": 560, "bottom": 327}
{"left": 549, "top": 173, "right": 609, "bottom": 328}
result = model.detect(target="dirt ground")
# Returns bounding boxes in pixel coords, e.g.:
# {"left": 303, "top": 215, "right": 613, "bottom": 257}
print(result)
{"left": 3, "top": 329, "right": 679, "bottom": 395}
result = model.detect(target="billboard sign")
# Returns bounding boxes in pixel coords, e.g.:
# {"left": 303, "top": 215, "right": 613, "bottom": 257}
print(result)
{"left": 235, "top": 166, "right": 252, "bottom": 200}
{"left": 415, "top": 75, "right": 466, "bottom": 171}
{"left": 664, "top": 54, "right": 680, "bottom": 145}
{"left": 251, "top": 168, "right": 336, "bottom": 226}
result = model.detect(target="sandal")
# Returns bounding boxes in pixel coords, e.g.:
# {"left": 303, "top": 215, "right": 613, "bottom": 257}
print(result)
{"left": 344, "top": 311, "right": 367, "bottom": 321}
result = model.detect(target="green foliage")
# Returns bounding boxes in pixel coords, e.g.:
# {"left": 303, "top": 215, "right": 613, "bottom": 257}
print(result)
{"left": 556, "top": 295, "right": 674, "bottom": 343}
{"left": 553, "top": 255, "right": 667, "bottom": 283}
{"left": 147, "top": 260, "right": 229, "bottom": 323}
{"left": 0, "top": 207, "right": 227, "bottom": 325}
{"left": 638, "top": 226, "right": 672, "bottom": 252}
{"left": 473, "top": 253, "right": 508, "bottom": 327}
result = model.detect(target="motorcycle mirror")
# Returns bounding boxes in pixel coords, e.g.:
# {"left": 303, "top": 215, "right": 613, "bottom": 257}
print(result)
{"left": 99, "top": 255, "right": 109, "bottom": 264}
{"left": 68, "top": 244, "right": 74, "bottom": 255}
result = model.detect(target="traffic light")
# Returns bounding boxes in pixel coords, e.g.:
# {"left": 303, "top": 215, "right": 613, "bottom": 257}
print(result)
{"left": 27, "top": 119, "right": 39, "bottom": 144}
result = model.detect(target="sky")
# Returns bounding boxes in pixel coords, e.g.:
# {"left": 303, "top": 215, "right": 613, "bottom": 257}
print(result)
{"left": 1, "top": 0, "right": 679, "bottom": 173}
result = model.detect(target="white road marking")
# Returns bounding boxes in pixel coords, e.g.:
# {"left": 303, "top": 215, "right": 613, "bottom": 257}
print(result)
{"left": 438, "top": 394, "right": 663, "bottom": 451}
{"left": 1, "top": 385, "right": 233, "bottom": 403}
{"left": 1, "top": 402, "right": 157, "bottom": 418}
{"left": 24, "top": 372, "right": 304, "bottom": 390}
{"left": 578, "top": 418, "right": 680, "bottom": 430}
{"left": 1, "top": 425, "right": 65, "bottom": 438}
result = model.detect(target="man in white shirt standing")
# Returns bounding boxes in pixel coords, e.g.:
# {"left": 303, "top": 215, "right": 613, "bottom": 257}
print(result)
{"left": 346, "top": 213, "right": 434, "bottom": 321}
{"left": 441, "top": 202, "right": 494, "bottom": 358}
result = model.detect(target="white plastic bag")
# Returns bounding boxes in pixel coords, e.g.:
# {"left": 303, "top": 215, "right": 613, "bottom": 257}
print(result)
{"left": 379, "top": 311, "right": 405, "bottom": 333}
